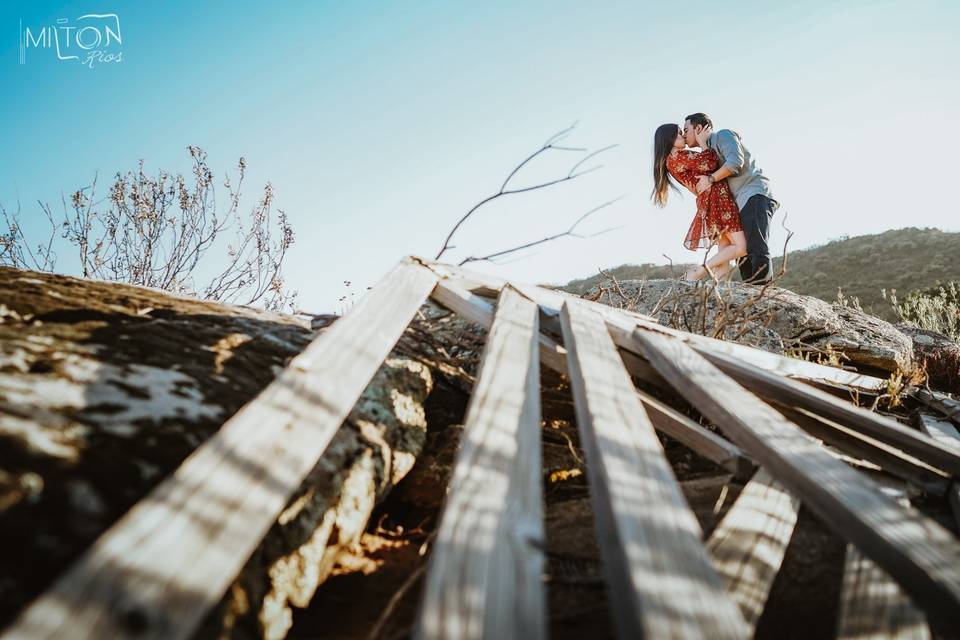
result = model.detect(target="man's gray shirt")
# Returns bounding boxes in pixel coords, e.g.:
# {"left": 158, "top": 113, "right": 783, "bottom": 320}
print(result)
{"left": 707, "top": 129, "right": 776, "bottom": 210}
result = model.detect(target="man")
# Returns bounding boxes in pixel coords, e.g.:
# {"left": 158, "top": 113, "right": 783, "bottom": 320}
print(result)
{"left": 682, "top": 113, "right": 779, "bottom": 284}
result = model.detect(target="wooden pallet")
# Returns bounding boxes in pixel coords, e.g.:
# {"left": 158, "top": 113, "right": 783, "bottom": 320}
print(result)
{"left": 4, "top": 257, "right": 959, "bottom": 640}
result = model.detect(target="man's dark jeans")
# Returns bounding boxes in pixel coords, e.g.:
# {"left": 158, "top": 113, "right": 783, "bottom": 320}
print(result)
{"left": 738, "top": 194, "right": 779, "bottom": 284}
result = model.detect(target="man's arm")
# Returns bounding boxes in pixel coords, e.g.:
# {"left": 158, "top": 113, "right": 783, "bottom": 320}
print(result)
{"left": 697, "top": 166, "right": 735, "bottom": 194}
{"left": 696, "top": 129, "right": 745, "bottom": 194}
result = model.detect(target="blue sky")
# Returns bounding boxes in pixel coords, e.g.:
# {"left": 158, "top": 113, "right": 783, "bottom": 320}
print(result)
{"left": 2, "top": 1, "right": 958, "bottom": 313}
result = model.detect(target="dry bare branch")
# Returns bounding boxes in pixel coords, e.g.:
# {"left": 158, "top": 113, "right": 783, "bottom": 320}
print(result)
{"left": 435, "top": 122, "right": 619, "bottom": 262}
{"left": 457, "top": 196, "right": 625, "bottom": 266}
{"left": 0, "top": 198, "right": 58, "bottom": 272}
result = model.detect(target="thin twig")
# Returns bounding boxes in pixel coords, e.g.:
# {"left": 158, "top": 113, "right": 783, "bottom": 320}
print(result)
{"left": 458, "top": 196, "right": 625, "bottom": 266}
{"left": 435, "top": 122, "right": 618, "bottom": 261}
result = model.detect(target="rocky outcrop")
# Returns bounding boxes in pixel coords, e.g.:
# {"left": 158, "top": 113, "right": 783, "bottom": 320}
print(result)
{"left": 0, "top": 266, "right": 444, "bottom": 639}
{"left": 585, "top": 279, "right": 915, "bottom": 374}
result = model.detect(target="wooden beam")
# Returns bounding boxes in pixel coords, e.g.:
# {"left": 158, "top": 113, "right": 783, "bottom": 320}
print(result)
{"left": 617, "top": 347, "right": 671, "bottom": 390}
{"left": 914, "top": 412, "right": 960, "bottom": 452}
{"left": 431, "top": 278, "right": 566, "bottom": 373}
{"left": 678, "top": 346, "right": 960, "bottom": 476}
{"left": 559, "top": 300, "right": 748, "bottom": 639}
{"left": 914, "top": 413, "right": 960, "bottom": 532}
{"left": 415, "top": 286, "right": 545, "bottom": 640}
{"left": 3, "top": 258, "right": 438, "bottom": 640}
{"left": 838, "top": 546, "right": 932, "bottom": 640}
{"left": 911, "top": 388, "right": 960, "bottom": 424}
{"left": 430, "top": 279, "right": 752, "bottom": 478}
{"left": 775, "top": 406, "right": 949, "bottom": 496}
{"left": 638, "top": 390, "right": 753, "bottom": 478}
{"left": 572, "top": 294, "right": 960, "bottom": 477}
{"left": 630, "top": 328, "right": 960, "bottom": 627}
{"left": 837, "top": 481, "right": 930, "bottom": 640}
{"left": 707, "top": 469, "right": 800, "bottom": 632}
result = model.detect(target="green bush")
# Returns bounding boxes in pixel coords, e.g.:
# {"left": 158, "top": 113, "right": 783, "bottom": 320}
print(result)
{"left": 892, "top": 282, "right": 960, "bottom": 341}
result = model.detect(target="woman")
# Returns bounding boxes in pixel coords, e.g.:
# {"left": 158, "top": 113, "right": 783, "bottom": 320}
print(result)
{"left": 651, "top": 123, "right": 746, "bottom": 281}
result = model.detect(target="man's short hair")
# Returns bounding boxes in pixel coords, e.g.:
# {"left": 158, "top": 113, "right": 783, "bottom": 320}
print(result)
{"left": 685, "top": 113, "right": 713, "bottom": 129}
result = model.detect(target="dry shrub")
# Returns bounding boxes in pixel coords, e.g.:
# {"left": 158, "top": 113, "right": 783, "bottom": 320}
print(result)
{"left": 889, "top": 282, "right": 960, "bottom": 342}
{"left": 1, "top": 146, "right": 297, "bottom": 312}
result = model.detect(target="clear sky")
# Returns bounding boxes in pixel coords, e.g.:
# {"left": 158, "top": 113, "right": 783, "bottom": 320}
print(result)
{"left": 3, "top": 1, "right": 958, "bottom": 313}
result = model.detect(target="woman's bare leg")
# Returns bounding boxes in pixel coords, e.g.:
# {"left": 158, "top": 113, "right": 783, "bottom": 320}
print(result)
{"left": 685, "top": 236, "right": 727, "bottom": 280}
{"left": 707, "top": 236, "right": 735, "bottom": 280}
{"left": 684, "top": 231, "right": 747, "bottom": 281}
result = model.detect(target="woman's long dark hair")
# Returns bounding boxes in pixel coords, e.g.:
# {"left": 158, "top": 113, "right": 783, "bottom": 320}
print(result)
{"left": 651, "top": 123, "right": 681, "bottom": 207}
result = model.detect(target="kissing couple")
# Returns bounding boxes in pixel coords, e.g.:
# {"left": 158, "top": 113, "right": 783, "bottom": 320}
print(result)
{"left": 652, "top": 112, "right": 779, "bottom": 284}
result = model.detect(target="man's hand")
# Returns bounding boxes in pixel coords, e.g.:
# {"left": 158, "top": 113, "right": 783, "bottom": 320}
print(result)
{"left": 695, "top": 124, "right": 713, "bottom": 149}
{"left": 696, "top": 175, "right": 712, "bottom": 194}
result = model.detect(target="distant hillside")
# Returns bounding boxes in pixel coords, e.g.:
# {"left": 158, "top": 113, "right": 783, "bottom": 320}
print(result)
{"left": 561, "top": 227, "right": 960, "bottom": 321}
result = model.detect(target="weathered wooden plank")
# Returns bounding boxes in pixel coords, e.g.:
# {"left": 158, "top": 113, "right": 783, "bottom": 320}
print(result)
{"left": 638, "top": 389, "right": 753, "bottom": 478}
{"left": 430, "top": 279, "right": 752, "bottom": 478}
{"left": 426, "top": 262, "right": 889, "bottom": 393}
{"left": 678, "top": 347, "right": 960, "bottom": 476}
{"left": 776, "top": 406, "right": 949, "bottom": 496}
{"left": 914, "top": 412, "right": 960, "bottom": 452}
{"left": 431, "top": 278, "right": 566, "bottom": 372}
{"left": 415, "top": 286, "right": 545, "bottom": 640}
{"left": 914, "top": 413, "right": 960, "bottom": 532}
{"left": 912, "top": 388, "right": 960, "bottom": 424}
{"left": 706, "top": 469, "right": 800, "bottom": 632}
{"left": 3, "top": 258, "right": 438, "bottom": 640}
{"left": 631, "top": 327, "right": 960, "bottom": 628}
{"left": 618, "top": 346, "right": 672, "bottom": 390}
{"left": 838, "top": 546, "right": 932, "bottom": 640}
{"left": 559, "top": 300, "right": 748, "bottom": 639}
{"left": 837, "top": 481, "right": 931, "bottom": 640}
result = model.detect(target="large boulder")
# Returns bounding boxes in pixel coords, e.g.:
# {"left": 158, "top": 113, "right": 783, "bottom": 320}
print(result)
{"left": 584, "top": 279, "right": 915, "bottom": 374}
{"left": 0, "top": 266, "right": 439, "bottom": 639}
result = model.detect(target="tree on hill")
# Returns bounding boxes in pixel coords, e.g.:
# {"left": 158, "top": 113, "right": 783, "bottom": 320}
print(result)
{"left": 891, "top": 281, "right": 960, "bottom": 341}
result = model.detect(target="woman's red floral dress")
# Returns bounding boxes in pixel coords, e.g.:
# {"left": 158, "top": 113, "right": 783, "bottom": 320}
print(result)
{"left": 666, "top": 149, "right": 742, "bottom": 250}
